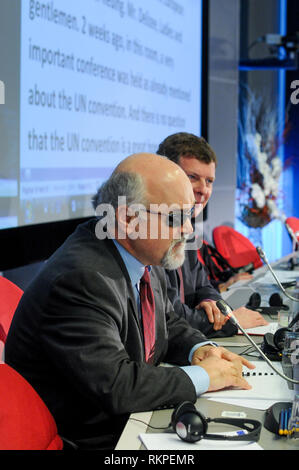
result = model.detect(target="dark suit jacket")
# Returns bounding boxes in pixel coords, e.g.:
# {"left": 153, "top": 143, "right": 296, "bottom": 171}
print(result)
{"left": 165, "top": 247, "right": 238, "bottom": 338}
{"left": 5, "top": 219, "right": 208, "bottom": 449}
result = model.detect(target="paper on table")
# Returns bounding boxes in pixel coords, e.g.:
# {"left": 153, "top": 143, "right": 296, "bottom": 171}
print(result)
{"left": 257, "top": 269, "right": 298, "bottom": 284}
{"left": 207, "top": 397, "right": 290, "bottom": 410}
{"left": 203, "top": 361, "right": 294, "bottom": 401}
{"left": 139, "top": 432, "right": 263, "bottom": 451}
{"left": 238, "top": 322, "right": 278, "bottom": 336}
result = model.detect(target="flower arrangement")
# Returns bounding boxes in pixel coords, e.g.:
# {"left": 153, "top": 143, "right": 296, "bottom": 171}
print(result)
{"left": 237, "top": 90, "right": 288, "bottom": 228}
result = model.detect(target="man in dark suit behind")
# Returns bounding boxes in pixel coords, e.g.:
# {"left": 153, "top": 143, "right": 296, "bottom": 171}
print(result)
{"left": 157, "top": 133, "right": 268, "bottom": 336}
{"left": 5, "top": 153, "right": 253, "bottom": 449}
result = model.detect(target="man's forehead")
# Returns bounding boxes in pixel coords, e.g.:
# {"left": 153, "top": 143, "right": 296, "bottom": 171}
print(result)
{"left": 180, "top": 155, "right": 215, "bottom": 171}
{"left": 146, "top": 180, "right": 195, "bottom": 208}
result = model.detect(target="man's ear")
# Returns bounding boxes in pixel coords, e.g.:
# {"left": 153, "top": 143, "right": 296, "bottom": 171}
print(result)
{"left": 115, "top": 205, "right": 129, "bottom": 239}
{"left": 116, "top": 204, "right": 146, "bottom": 239}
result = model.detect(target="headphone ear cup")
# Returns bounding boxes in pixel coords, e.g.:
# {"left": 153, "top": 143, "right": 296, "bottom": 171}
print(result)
{"left": 269, "top": 292, "right": 283, "bottom": 307}
{"left": 246, "top": 292, "right": 261, "bottom": 309}
{"left": 273, "top": 327, "right": 291, "bottom": 350}
{"left": 171, "top": 401, "right": 197, "bottom": 429}
{"left": 171, "top": 401, "right": 207, "bottom": 443}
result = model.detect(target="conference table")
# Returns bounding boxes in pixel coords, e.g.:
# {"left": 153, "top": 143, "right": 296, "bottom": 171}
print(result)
{"left": 116, "top": 252, "right": 299, "bottom": 451}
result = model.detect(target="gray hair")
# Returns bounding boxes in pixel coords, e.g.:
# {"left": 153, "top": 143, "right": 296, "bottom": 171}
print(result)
{"left": 91, "top": 171, "right": 147, "bottom": 211}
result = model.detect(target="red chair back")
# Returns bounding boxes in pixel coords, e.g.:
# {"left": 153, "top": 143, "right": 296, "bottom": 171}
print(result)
{"left": 0, "top": 277, "right": 23, "bottom": 342}
{"left": 213, "top": 225, "right": 263, "bottom": 270}
{"left": 0, "top": 364, "right": 63, "bottom": 450}
{"left": 286, "top": 217, "right": 299, "bottom": 242}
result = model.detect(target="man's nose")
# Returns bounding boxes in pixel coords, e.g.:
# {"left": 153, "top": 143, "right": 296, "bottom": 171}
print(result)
{"left": 195, "top": 179, "right": 208, "bottom": 194}
{"left": 181, "top": 216, "right": 193, "bottom": 236}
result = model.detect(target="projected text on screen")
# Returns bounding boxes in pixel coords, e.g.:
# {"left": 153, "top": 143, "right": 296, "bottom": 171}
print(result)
{"left": 0, "top": 0, "right": 202, "bottom": 228}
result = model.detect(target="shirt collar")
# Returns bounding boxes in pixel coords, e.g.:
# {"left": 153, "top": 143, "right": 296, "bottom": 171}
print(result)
{"left": 113, "top": 240, "right": 146, "bottom": 287}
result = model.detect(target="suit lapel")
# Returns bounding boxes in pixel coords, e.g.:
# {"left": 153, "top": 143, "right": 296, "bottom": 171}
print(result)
{"left": 104, "top": 237, "right": 142, "bottom": 330}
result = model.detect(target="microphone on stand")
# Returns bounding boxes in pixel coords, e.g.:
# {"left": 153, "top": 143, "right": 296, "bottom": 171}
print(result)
{"left": 216, "top": 299, "right": 299, "bottom": 385}
{"left": 256, "top": 246, "right": 299, "bottom": 303}
{"left": 284, "top": 220, "right": 299, "bottom": 247}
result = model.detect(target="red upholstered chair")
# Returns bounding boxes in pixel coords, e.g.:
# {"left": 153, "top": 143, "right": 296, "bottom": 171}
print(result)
{"left": 0, "top": 277, "right": 23, "bottom": 363}
{"left": 0, "top": 364, "right": 63, "bottom": 450}
{"left": 0, "top": 276, "right": 23, "bottom": 342}
{"left": 285, "top": 217, "right": 299, "bottom": 243}
{"left": 213, "top": 225, "right": 263, "bottom": 270}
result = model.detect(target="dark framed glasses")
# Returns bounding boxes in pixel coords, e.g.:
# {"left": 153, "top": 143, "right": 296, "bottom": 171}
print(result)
{"left": 143, "top": 205, "right": 195, "bottom": 228}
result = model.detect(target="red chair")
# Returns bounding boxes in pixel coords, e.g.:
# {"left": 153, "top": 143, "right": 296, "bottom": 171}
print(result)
{"left": 285, "top": 217, "right": 299, "bottom": 243}
{"left": 0, "top": 277, "right": 23, "bottom": 342}
{"left": 0, "top": 277, "right": 23, "bottom": 363}
{"left": 213, "top": 225, "right": 263, "bottom": 270}
{"left": 0, "top": 364, "right": 63, "bottom": 450}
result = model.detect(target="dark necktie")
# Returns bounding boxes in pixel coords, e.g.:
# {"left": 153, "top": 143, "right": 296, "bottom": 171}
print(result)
{"left": 177, "top": 267, "right": 185, "bottom": 303}
{"left": 139, "top": 267, "right": 155, "bottom": 363}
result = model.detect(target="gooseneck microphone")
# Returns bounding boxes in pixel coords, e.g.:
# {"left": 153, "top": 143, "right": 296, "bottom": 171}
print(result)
{"left": 216, "top": 299, "right": 299, "bottom": 385}
{"left": 284, "top": 220, "right": 299, "bottom": 246}
{"left": 256, "top": 246, "right": 299, "bottom": 303}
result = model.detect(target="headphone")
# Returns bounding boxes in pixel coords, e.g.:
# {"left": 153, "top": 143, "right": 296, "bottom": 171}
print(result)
{"left": 245, "top": 292, "right": 298, "bottom": 359}
{"left": 171, "top": 402, "right": 262, "bottom": 443}
{"left": 246, "top": 292, "right": 289, "bottom": 312}
{"left": 261, "top": 311, "right": 299, "bottom": 359}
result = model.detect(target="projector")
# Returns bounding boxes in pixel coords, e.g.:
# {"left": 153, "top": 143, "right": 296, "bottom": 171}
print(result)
{"left": 240, "top": 32, "right": 299, "bottom": 70}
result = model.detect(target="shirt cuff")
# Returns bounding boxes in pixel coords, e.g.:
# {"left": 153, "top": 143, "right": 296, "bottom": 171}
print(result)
{"left": 180, "top": 365, "right": 210, "bottom": 396}
{"left": 188, "top": 341, "right": 218, "bottom": 364}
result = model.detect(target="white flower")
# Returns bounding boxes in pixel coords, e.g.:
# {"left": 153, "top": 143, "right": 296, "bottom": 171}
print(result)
{"left": 265, "top": 175, "right": 278, "bottom": 197}
{"left": 246, "top": 134, "right": 259, "bottom": 159}
{"left": 238, "top": 92, "right": 286, "bottom": 228}
{"left": 255, "top": 133, "right": 262, "bottom": 148}
{"left": 256, "top": 151, "right": 267, "bottom": 170}
{"left": 251, "top": 183, "right": 265, "bottom": 208}
{"left": 266, "top": 199, "right": 281, "bottom": 219}
{"left": 271, "top": 157, "right": 282, "bottom": 179}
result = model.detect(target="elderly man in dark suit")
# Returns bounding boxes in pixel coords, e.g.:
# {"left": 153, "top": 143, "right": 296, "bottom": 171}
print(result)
{"left": 5, "top": 153, "right": 253, "bottom": 450}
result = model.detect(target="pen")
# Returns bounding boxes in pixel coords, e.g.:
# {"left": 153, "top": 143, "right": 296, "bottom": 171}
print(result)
{"left": 286, "top": 407, "right": 292, "bottom": 435}
{"left": 284, "top": 409, "right": 289, "bottom": 435}
{"left": 279, "top": 410, "right": 284, "bottom": 436}
{"left": 278, "top": 407, "right": 292, "bottom": 435}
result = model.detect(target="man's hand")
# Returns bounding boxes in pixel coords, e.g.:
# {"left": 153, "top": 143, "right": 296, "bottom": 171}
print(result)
{"left": 191, "top": 344, "right": 254, "bottom": 368}
{"left": 218, "top": 272, "right": 253, "bottom": 292}
{"left": 233, "top": 307, "right": 269, "bottom": 329}
{"left": 195, "top": 300, "right": 228, "bottom": 330}
{"left": 195, "top": 301, "right": 268, "bottom": 331}
{"left": 191, "top": 345, "right": 255, "bottom": 392}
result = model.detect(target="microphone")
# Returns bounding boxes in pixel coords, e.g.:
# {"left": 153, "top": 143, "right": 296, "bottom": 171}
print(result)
{"left": 289, "top": 311, "right": 299, "bottom": 329}
{"left": 256, "top": 246, "right": 299, "bottom": 303}
{"left": 285, "top": 221, "right": 299, "bottom": 246}
{"left": 216, "top": 299, "right": 299, "bottom": 385}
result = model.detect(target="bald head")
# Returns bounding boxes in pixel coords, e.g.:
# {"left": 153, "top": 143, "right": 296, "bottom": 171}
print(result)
{"left": 93, "top": 152, "right": 196, "bottom": 267}
{"left": 115, "top": 152, "right": 194, "bottom": 207}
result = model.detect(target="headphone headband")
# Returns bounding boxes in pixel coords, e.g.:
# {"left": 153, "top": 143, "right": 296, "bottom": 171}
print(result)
{"left": 205, "top": 417, "right": 262, "bottom": 441}
{"left": 172, "top": 402, "right": 262, "bottom": 443}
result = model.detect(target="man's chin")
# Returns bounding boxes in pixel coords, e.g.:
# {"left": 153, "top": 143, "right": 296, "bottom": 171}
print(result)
{"left": 161, "top": 241, "right": 186, "bottom": 270}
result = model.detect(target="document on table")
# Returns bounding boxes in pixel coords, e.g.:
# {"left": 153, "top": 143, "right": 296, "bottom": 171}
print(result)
{"left": 207, "top": 397, "right": 288, "bottom": 410}
{"left": 203, "top": 361, "right": 294, "bottom": 402}
{"left": 238, "top": 322, "right": 278, "bottom": 336}
{"left": 139, "top": 432, "right": 263, "bottom": 451}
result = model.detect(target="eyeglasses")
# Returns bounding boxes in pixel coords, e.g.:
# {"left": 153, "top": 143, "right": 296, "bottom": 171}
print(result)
{"left": 141, "top": 205, "right": 195, "bottom": 228}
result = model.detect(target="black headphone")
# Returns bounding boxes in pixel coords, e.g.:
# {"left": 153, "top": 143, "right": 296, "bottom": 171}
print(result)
{"left": 171, "top": 402, "right": 262, "bottom": 443}
{"left": 262, "top": 312, "right": 299, "bottom": 359}
{"left": 246, "top": 292, "right": 289, "bottom": 312}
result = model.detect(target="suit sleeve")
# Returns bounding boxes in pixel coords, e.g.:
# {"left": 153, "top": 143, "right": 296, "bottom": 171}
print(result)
{"left": 40, "top": 269, "right": 199, "bottom": 416}
{"left": 165, "top": 252, "right": 238, "bottom": 337}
